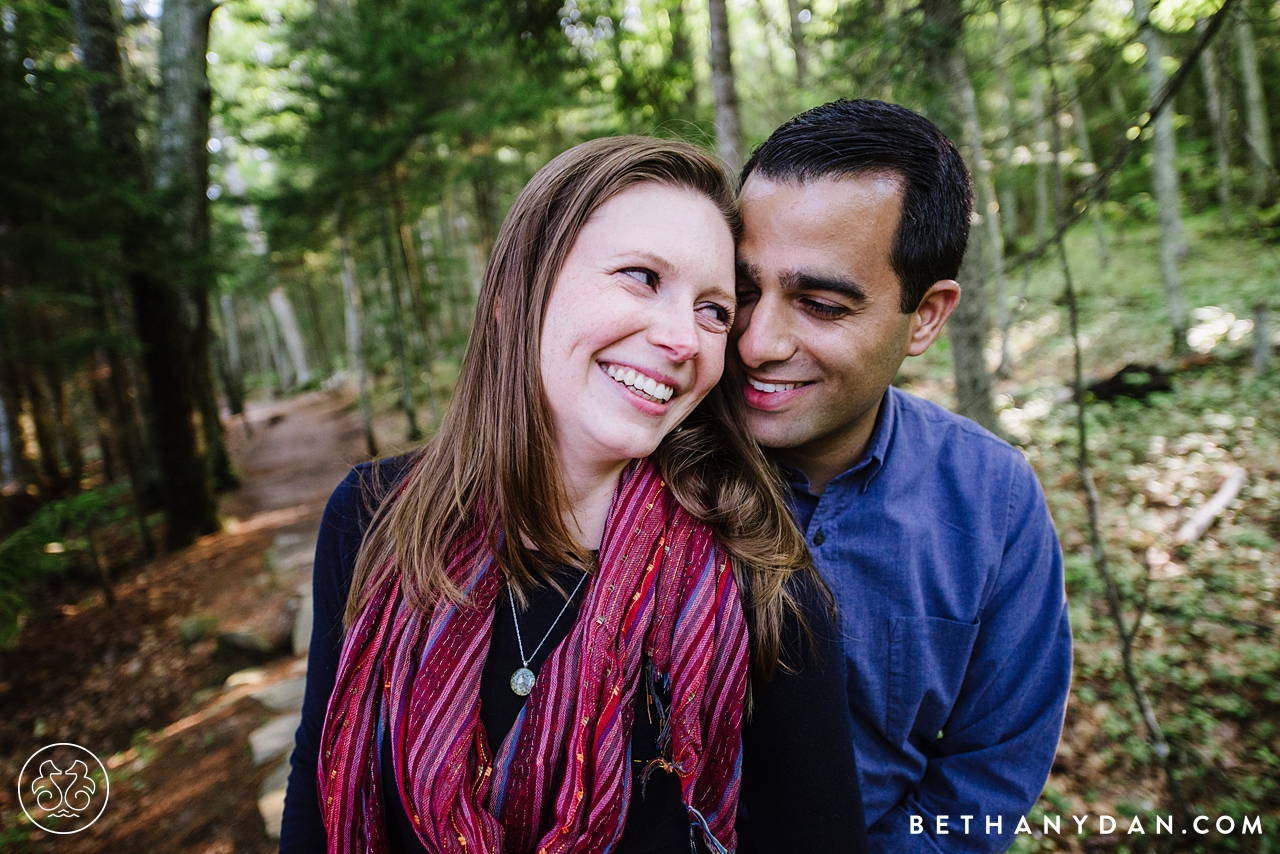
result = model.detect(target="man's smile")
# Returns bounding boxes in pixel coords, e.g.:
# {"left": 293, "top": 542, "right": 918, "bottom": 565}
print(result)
{"left": 742, "top": 374, "right": 814, "bottom": 411}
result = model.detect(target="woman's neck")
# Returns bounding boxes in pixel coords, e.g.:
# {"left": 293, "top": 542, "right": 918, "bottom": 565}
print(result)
{"left": 558, "top": 457, "right": 630, "bottom": 550}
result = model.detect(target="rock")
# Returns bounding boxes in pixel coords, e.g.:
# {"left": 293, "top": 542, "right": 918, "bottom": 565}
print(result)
{"left": 250, "top": 676, "right": 307, "bottom": 712}
{"left": 216, "top": 629, "right": 288, "bottom": 661}
{"left": 224, "top": 667, "right": 268, "bottom": 689}
{"left": 250, "top": 712, "right": 301, "bottom": 766}
{"left": 268, "top": 536, "right": 316, "bottom": 576}
{"left": 180, "top": 614, "right": 219, "bottom": 646}
{"left": 292, "top": 586, "right": 313, "bottom": 656}
{"left": 259, "top": 749, "right": 293, "bottom": 839}
{"left": 259, "top": 789, "right": 286, "bottom": 841}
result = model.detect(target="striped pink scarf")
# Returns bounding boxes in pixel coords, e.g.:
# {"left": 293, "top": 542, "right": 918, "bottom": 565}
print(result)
{"left": 317, "top": 458, "right": 748, "bottom": 854}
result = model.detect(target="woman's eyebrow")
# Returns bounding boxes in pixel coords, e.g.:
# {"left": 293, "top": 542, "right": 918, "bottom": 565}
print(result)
{"left": 609, "top": 249, "right": 675, "bottom": 272}
{"left": 780, "top": 269, "right": 868, "bottom": 302}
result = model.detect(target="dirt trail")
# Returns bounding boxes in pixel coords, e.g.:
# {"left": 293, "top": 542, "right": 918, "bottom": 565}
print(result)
{"left": 1, "top": 390, "right": 375, "bottom": 854}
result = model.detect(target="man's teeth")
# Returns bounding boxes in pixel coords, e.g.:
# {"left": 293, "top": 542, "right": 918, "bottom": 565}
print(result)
{"left": 748, "top": 378, "right": 803, "bottom": 393}
{"left": 605, "top": 365, "right": 674, "bottom": 402}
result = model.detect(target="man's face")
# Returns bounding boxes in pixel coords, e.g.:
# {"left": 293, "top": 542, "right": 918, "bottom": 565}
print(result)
{"left": 732, "top": 173, "right": 914, "bottom": 473}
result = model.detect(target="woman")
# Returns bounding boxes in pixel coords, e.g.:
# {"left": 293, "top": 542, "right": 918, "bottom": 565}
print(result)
{"left": 280, "top": 136, "right": 865, "bottom": 853}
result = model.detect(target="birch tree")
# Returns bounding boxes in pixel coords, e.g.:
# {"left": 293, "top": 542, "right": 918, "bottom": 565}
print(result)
{"left": 268, "top": 287, "right": 313, "bottom": 387}
{"left": 921, "top": 0, "right": 1000, "bottom": 434}
{"left": 339, "top": 227, "right": 378, "bottom": 457}
{"left": 1235, "top": 5, "right": 1273, "bottom": 206}
{"left": 707, "top": 0, "right": 745, "bottom": 174}
{"left": 1197, "top": 24, "right": 1232, "bottom": 225}
{"left": 1136, "top": 0, "right": 1190, "bottom": 353}
{"left": 787, "top": 0, "right": 808, "bottom": 87}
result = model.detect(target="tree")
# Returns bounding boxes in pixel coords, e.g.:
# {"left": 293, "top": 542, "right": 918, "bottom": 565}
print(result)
{"left": 1198, "top": 18, "right": 1233, "bottom": 226}
{"left": 707, "top": 0, "right": 745, "bottom": 174}
{"left": 68, "top": 0, "right": 221, "bottom": 546}
{"left": 1135, "top": 0, "right": 1190, "bottom": 354}
{"left": 1235, "top": 3, "right": 1273, "bottom": 207}
{"left": 921, "top": 0, "right": 1001, "bottom": 434}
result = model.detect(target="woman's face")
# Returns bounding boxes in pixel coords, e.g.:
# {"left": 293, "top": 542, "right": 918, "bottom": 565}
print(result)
{"left": 540, "top": 182, "right": 736, "bottom": 478}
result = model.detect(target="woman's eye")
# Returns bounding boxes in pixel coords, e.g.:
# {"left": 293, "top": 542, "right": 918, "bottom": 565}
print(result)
{"left": 697, "top": 303, "right": 734, "bottom": 327}
{"left": 802, "top": 298, "right": 848, "bottom": 319}
{"left": 621, "top": 267, "right": 657, "bottom": 287}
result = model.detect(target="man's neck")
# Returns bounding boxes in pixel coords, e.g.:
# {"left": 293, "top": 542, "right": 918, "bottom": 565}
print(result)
{"left": 777, "top": 392, "right": 887, "bottom": 496}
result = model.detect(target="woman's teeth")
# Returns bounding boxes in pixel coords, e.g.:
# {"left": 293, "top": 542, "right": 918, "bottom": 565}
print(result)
{"left": 748, "top": 378, "right": 803, "bottom": 393}
{"left": 605, "top": 364, "right": 674, "bottom": 402}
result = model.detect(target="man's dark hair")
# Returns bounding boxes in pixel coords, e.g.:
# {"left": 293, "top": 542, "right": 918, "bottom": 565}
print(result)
{"left": 740, "top": 99, "right": 973, "bottom": 313}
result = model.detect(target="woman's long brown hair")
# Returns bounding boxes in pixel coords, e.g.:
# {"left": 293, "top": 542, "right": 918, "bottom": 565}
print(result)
{"left": 345, "top": 135, "right": 824, "bottom": 686}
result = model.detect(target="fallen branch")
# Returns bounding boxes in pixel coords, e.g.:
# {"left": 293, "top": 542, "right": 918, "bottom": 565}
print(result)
{"left": 1173, "top": 467, "right": 1247, "bottom": 546}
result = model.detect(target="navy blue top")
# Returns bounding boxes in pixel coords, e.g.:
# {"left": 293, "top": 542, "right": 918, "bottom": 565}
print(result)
{"left": 279, "top": 457, "right": 867, "bottom": 853}
{"left": 783, "top": 387, "right": 1072, "bottom": 854}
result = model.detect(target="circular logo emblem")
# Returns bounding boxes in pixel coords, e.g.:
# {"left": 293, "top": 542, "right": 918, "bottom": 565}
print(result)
{"left": 17, "top": 743, "right": 110, "bottom": 834}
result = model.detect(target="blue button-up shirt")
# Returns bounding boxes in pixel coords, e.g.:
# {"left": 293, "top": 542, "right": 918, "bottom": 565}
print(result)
{"left": 784, "top": 386, "right": 1072, "bottom": 854}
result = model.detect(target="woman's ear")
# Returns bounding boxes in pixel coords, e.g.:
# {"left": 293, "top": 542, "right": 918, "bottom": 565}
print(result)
{"left": 906, "top": 280, "right": 961, "bottom": 357}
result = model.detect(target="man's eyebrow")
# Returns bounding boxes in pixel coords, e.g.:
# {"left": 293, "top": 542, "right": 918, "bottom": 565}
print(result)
{"left": 781, "top": 270, "right": 868, "bottom": 302}
{"left": 735, "top": 259, "right": 759, "bottom": 283}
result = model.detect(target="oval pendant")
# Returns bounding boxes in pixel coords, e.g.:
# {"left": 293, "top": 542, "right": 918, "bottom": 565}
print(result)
{"left": 510, "top": 667, "right": 536, "bottom": 697}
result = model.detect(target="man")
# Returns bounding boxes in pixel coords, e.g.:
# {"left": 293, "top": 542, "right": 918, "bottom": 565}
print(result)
{"left": 732, "top": 99, "right": 1072, "bottom": 853}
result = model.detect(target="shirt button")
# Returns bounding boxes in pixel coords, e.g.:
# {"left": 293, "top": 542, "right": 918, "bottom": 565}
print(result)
{"left": 813, "top": 529, "right": 825, "bottom": 546}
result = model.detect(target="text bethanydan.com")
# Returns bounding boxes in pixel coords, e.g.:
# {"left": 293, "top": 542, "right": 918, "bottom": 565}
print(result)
{"left": 910, "top": 813, "right": 1264, "bottom": 837}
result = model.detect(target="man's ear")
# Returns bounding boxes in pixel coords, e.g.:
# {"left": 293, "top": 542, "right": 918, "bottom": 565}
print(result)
{"left": 906, "top": 280, "right": 961, "bottom": 357}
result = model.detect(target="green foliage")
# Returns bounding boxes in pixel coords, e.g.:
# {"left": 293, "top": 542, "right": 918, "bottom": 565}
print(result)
{"left": 0, "top": 484, "right": 131, "bottom": 645}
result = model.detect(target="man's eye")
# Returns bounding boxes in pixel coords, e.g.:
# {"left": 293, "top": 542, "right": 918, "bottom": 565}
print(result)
{"left": 802, "top": 298, "right": 848, "bottom": 319}
{"left": 735, "top": 286, "right": 760, "bottom": 306}
{"left": 622, "top": 267, "right": 657, "bottom": 287}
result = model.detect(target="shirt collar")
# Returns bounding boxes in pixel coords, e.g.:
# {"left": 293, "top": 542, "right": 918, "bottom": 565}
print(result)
{"left": 779, "top": 386, "right": 898, "bottom": 496}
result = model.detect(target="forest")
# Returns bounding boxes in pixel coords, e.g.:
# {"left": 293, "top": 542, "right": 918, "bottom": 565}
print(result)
{"left": 0, "top": 0, "right": 1278, "bottom": 850}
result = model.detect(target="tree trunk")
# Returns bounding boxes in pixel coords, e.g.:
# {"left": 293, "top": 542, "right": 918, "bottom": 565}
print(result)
{"left": 1196, "top": 20, "right": 1233, "bottom": 226}
{"left": 73, "top": 0, "right": 217, "bottom": 547}
{"left": 1255, "top": 304, "right": 1272, "bottom": 376}
{"left": 1027, "top": 15, "right": 1049, "bottom": 245}
{"left": 88, "top": 352, "right": 121, "bottom": 483}
{"left": 668, "top": 0, "right": 699, "bottom": 115}
{"left": 219, "top": 294, "right": 246, "bottom": 416}
{"left": 949, "top": 241, "right": 1001, "bottom": 434}
{"left": 992, "top": 0, "right": 1019, "bottom": 246}
{"left": 786, "top": 0, "right": 808, "bottom": 87}
{"left": 53, "top": 373, "right": 84, "bottom": 485}
{"left": 377, "top": 230, "right": 423, "bottom": 442}
{"left": 1063, "top": 62, "right": 1109, "bottom": 266}
{"left": 23, "top": 371, "right": 63, "bottom": 488}
{"left": 268, "top": 287, "right": 313, "bottom": 387}
{"left": 1136, "top": 0, "right": 1190, "bottom": 354}
{"left": 339, "top": 227, "right": 378, "bottom": 457}
{"left": 920, "top": 0, "right": 1000, "bottom": 433}
{"left": 707, "top": 0, "right": 745, "bottom": 174}
{"left": 1235, "top": 6, "right": 1273, "bottom": 207}
{"left": 955, "top": 54, "right": 1009, "bottom": 376}
{"left": 260, "top": 304, "right": 290, "bottom": 393}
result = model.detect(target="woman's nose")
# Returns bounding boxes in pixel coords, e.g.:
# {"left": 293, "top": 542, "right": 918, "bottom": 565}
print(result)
{"left": 647, "top": 305, "right": 701, "bottom": 362}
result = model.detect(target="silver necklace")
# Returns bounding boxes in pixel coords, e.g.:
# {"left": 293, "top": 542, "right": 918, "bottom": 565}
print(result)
{"left": 507, "top": 572, "right": 589, "bottom": 697}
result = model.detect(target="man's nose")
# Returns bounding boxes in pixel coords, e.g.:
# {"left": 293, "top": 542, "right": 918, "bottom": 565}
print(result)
{"left": 734, "top": 295, "right": 795, "bottom": 368}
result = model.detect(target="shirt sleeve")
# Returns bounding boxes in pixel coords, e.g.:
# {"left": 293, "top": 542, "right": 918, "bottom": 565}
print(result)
{"left": 740, "top": 574, "right": 868, "bottom": 853}
{"left": 866, "top": 460, "right": 1072, "bottom": 854}
{"left": 279, "top": 465, "right": 374, "bottom": 853}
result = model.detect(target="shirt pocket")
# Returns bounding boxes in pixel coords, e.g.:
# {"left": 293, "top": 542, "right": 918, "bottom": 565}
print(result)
{"left": 887, "top": 616, "right": 979, "bottom": 746}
